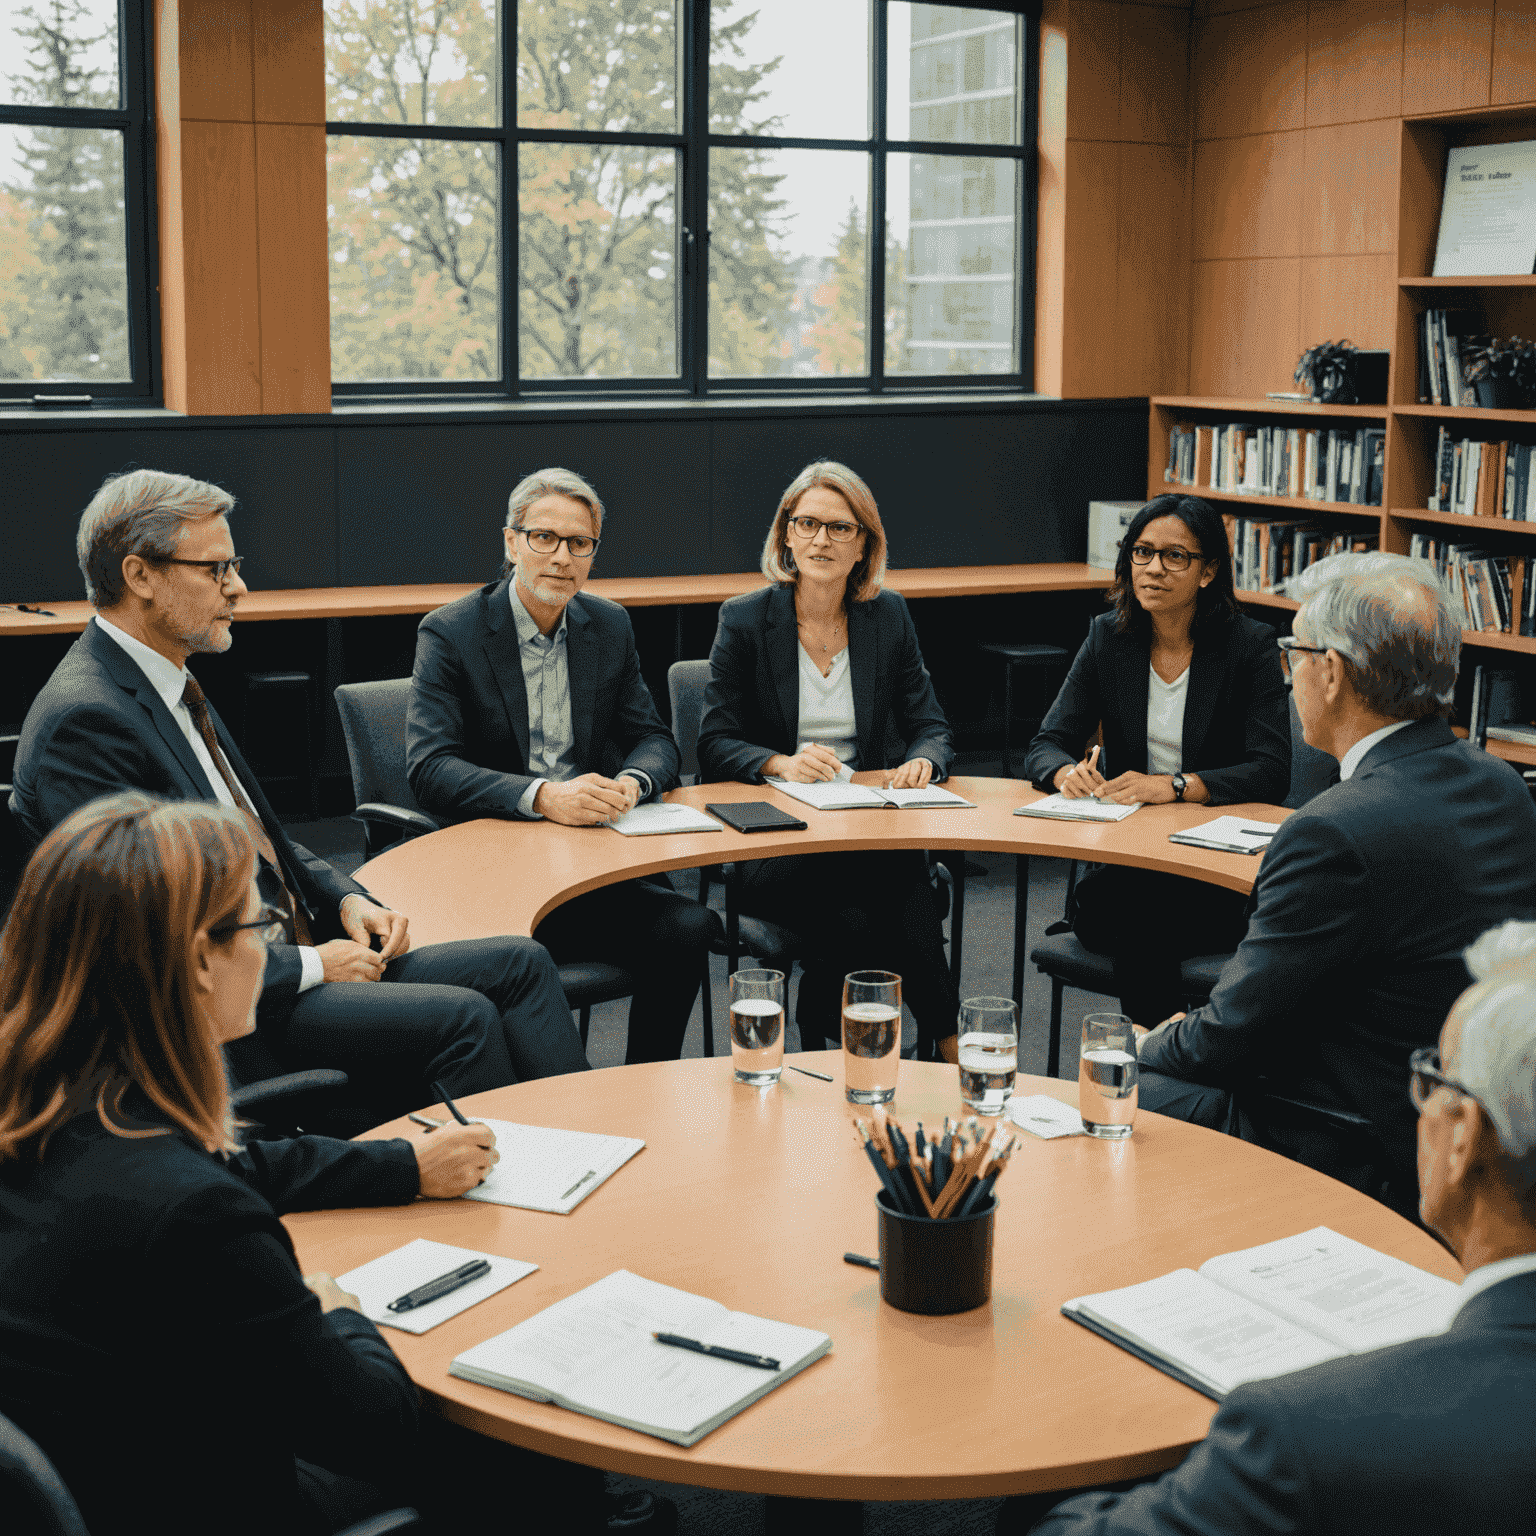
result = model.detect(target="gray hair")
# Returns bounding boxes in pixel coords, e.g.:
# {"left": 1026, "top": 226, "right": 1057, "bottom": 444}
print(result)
{"left": 1451, "top": 967, "right": 1536, "bottom": 1195}
{"left": 77, "top": 469, "right": 235, "bottom": 609}
{"left": 1465, "top": 920, "right": 1536, "bottom": 982}
{"left": 1288, "top": 553, "right": 1459, "bottom": 719}
{"left": 504, "top": 467, "right": 604, "bottom": 534}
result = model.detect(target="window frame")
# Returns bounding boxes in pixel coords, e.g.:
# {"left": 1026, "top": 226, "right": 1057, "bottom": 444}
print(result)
{"left": 0, "top": 0, "right": 159, "bottom": 403}
{"left": 327, "top": 0, "right": 1038, "bottom": 402}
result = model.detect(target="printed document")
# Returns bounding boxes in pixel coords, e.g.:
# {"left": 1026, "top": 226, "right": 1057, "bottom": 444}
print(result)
{"left": 1015, "top": 793, "right": 1140, "bottom": 823}
{"left": 463, "top": 1119, "right": 645, "bottom": 1214}
{"left": 767, "top": 778, "right": 976, "bottom": 810}
{"left": 1168, "top": 815, "right": 1281, "bottom": 854}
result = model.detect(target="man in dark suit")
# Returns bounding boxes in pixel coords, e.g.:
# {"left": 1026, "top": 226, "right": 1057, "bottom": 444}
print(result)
{"left": 407, "top": 467, "right": 712, "bottom": 1063}
{"left": 1008, "top": 925, "right": 1536, "bottom": 1536}
{"left": 1136, "top": 553, "right": 1536, "bottom": 1208}
{"left": 11, "top": 469, "right": 589, "bottom": 1133}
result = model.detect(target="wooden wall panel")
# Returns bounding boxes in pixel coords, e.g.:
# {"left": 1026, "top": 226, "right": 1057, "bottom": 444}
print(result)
{"left": 254, "top": 0, "right": 325, "bottom": 124}
{"left": 178, "top": 0, "right": 254, "bottom": 123}
{"left": 1118, "top": 4, "right": 1189, "bottom": 143}
{"left": 1298, "top": 253, "right": 1396, "bottom": 352}
{"left": 1036, "top": 0, "right": 1068, "bottom": 398}
{"left": 1061, "top": 139, "right": 1122, "bottom": 396}
{"left": 1491, "top": 0, "right": 1536, "bottom": 105}
{"left": 1115, "top": 141, "right": 1190, "bottom": 395}
{"left": 1192, "top": 0, "right": 1308, "bottom": 142}
{"left": 1192, "top": 131, "right": 1305, "bottom": 261}
{"left": 1190, "top": 258, "right": 1301, "bottom": 396}
{"left": 1402, "top": 0, "right": 1495, "bottom": 115}
{"left": 1305, "top": 0, "right": 1405, "bottom": 126}
{"left": 1065, "top": 0, "right": 1121, "bottom": 140}
{"left": 154, "top": 0, "right": 187, "bottom": 413}
{"left": 1300, "top": 118, "right": 1398, "bottom": 255}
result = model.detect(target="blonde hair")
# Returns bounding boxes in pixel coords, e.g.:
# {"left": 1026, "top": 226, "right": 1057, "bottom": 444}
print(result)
{"left": 759, "top": 460, "right": 888, "bottom": 605}
{"left": 0, "top": 794, "right": 257, "bottom": 1162}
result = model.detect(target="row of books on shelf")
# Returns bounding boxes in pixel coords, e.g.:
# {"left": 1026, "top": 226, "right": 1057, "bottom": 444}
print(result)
{"left": 1417, "top": 308, "right": 1483, "bottom": 408}
{"left": 1225, "top": 516, "right": 1377, "bottom": 596}
{"left": 1410, "top": 534, "right": 1536, "bottom": 636}
{"left": 1428, "top": 429, "right": 1536, "bottom": 520}
{"left": 1165, "top": 423, "right": 1384, "bottom": 507}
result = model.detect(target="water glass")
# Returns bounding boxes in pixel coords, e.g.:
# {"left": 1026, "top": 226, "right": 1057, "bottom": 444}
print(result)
{"left": 1079, "top": 1012, "right": 1139, "bottom": 1139}
{"left": 957, "top": 996, "right": 1018, "bottom": 1115}
{"left": 842, "top": 970, "right": 902, "bottom": 1105}
{"left": 729, "top": 969, "right": 786, "bottom": 1086}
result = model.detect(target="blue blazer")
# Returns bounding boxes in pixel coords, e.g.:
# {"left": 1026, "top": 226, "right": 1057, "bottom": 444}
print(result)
{"left": 697, "top": 584, "right": 953, "bottom": 784}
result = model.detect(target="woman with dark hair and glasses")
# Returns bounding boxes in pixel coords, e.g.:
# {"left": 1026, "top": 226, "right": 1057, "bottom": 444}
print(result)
{"left": 1023, "top": 493, "right": 1290, "bottom": 1026}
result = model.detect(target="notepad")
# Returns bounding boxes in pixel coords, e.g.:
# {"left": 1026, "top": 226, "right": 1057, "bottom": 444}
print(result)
{"left": 338, "top": 1239, "right": 538, "bottom": 1334}
{"left": 1167, "top": 815, "right": 1281, "bottom": 855}
{"left": 1015, "top": 793, "right": 1140, "bottom": 823}
{"left": 766, "top": 778, "right": 976, "bottom": 811}
{"left": 605, "top": 802, "right": 723, "bottom": 836}
{"left": 451, "top": 1269, "right": 832, "bottom": 1446}
{"left": 461, "top": 1120, "right": 645, "bottom": 1214}
{"left": 1062, "top": 1227, "right": 1459, "bottom": 1401}
{"left": 1007, "top": 1094, "right": 1087, "bottom": 1139}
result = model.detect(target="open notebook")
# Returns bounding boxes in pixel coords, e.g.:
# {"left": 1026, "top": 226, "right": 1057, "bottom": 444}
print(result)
{"left": 1062, "top": 1226, "right": 1459, "bottom": 1400}
{"left": 1015, "top": 793, "right": 1140, "bottom": 823}
{"left": 461, "top": 1120, "right": 645, "bottom": 1215}
{"left": 766, "top": 778, "right": 975, "bottom": 811}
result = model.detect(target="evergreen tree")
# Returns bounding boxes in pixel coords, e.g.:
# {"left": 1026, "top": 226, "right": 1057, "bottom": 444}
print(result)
{"left": 805, "top": 200, "right": 866, "bottom": 376}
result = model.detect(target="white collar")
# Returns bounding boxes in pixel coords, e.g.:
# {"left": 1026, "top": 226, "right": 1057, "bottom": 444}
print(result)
{"left": 94, "top": 614, "right": 190, "bottom": 713}
{"left": 1338, "top": 718, "right": 1415, "bottom": 780}
{"left": 509, "top": 580, "right": 568, "bottom": 646}
{"left": 1446, "top": 1251, "right": 1536, "bottom": 1325}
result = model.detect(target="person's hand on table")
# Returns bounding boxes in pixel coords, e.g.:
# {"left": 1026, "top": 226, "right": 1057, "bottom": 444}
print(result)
{"left": 614, "top": 774, "right": 644, "bottom": 814}
{"left": 304, "top": 1272, "right": 363, "bottom": 1314}
{"left": 340, "top": 893, "right": 410, "bottom": 960}
{"left": 764, "top": 744, "right": 843, "bottom": 783}
{"left": 1054, "top": 747, "right": 1106, "bottom": 799}
{"left": 535, "top": 773, "right": 636, "bottom": 825}
{"left": 413, "top": 1120, "right": 500, "bottom": 1197}
{"left": 315, "top": 939, "right": 386, "bottom": 984}
{"left": 885, "top": 757, "right": 934, "bottom": 790}
{"left": 1097, "top": 771, "right": 1172, "bottom": 805}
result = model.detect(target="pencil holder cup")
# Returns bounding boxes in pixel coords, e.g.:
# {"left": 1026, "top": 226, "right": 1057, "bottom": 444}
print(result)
{"left": 876, "top": 1190, "right": 996, "bottom": 1315}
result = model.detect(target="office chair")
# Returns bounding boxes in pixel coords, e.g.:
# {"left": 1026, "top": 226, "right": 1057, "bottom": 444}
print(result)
{"left": 223, "top": 1026, "right": 353, "bottom": 1140}
{"left": 1028, "top": 691, "right": 1340, "bottom": 1076}
{"left": 0, "top": 1407, "right": 421, "bottom": 1536}
{"left": 333, "top": 679, "right": 637, "bottom": 1049}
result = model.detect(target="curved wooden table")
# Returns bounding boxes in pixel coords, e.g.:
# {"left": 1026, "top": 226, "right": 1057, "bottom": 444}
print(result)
{"left": 285, "top": 1059, "right": 1458, "bottom": 1505}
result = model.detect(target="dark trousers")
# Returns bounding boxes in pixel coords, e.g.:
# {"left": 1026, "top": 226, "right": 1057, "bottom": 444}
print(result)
{"left": 735, "top": 850, "right": 958, "bottom": 1056}
{"left": 1071, "top": 866, "right": 1250, "bottom": 1026}
{"left": 534, "top": 876, "right": 714, "bottom": 1063}
{"left": 262, "top": 937, "right": 588, "bottom": 1134}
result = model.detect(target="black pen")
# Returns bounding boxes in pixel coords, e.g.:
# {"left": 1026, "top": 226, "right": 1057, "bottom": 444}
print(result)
{"left": 784, "top": 1062, "right": 834, "bottom": 1082}
{"left": 387, "top": 1258, "right": 491, "bottom": 1312}
{"left": 431, "top": 1080, "right": 472, "bottom": 1126}
{"left": 843, "top": 1252, "right": 880, "bottom": 1271}
{"left": 652, "top": 1332, "right": 780, "bottom": 1371}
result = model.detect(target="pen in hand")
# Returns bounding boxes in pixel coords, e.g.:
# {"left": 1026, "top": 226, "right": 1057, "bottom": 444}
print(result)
{"left": 432, "top": 1080, "right": 472, "bottom": 1126}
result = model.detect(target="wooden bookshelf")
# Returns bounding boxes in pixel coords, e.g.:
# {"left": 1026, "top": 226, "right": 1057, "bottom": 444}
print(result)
{"left": 1193, "top": 489, "right": 1381, "bottom": 519}
{"left": 1397, "top": 508, "right": 1536, "bottom": 536}
{"left": 1453, "top": 727, "right": 1536, "bottom": 767}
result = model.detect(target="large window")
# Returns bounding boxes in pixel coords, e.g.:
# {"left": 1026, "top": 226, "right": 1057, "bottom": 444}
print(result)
{"left": 0, "top": 0, "right": 153, "bottom": 399}
{"left": 324, "top": 1, "right": 1033, "bottom": 396}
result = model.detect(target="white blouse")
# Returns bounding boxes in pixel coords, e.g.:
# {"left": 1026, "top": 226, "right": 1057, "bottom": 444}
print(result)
{"left": 1145, "top": 664, "right": 1189, "bottom": 777}
{"left": 796, "top": 644, "right": 860, "bottom": 770}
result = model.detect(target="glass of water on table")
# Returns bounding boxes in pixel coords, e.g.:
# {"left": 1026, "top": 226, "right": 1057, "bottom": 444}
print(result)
{"left": 843, "top": 970, "right": 902, "bottom": 1105}
{"left": 729, "top": 969, "right": 786, "bottom": 1086}
{"left": 958, "top": 997, "right": 1018, "bottom": 1114}
{"left": 1079, "top": 1013, "right": 1138, "bottom": 1138}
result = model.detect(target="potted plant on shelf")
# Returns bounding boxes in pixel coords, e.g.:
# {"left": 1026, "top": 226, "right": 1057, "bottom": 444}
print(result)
{"left": 1459, "top": 337, "right": 1531, "bottom": 410}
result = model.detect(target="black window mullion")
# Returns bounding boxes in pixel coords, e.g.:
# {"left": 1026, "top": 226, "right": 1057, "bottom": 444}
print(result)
{"left": 869, "top": 0, "right": 887, "bottom": 391}
{"left": 1018, "top": 7, "right": 1037, "bottom": 391}
{"left": 503, "top": 0, "right": 517, "bottom": 395}
{"left": 686, "top": 0, "right": 710, "bottom": 397}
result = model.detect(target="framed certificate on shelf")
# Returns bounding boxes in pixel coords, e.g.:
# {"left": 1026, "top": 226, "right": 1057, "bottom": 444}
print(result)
{"left": 1433, "top": 138, "right": 1536, "bottom": 276}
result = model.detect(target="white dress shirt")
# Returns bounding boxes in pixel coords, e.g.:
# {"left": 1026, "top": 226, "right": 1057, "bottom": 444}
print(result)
{"left": 1145, "top": 664, "right": 1189, "bottom": 777}
{"left": 94, "top": 616, "right": 324, "bottom": 991}
{"left": 1445, "top": 1250, "right": 1536, "bottom": 1326}
{"left": 1339, "top": 717, "right": 1415, "bottom": 780}
{"left": 796, "top": 644, "right": 860, "bottom": 771}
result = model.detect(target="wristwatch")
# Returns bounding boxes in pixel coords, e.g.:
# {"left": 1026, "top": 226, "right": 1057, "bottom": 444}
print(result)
{"left": 1171, "top": 773, "right": 1187, "bottom": 802}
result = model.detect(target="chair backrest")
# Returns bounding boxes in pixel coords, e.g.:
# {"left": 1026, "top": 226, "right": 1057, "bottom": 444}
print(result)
{"left": 333, "top": 678, "right": 424, "bottom": 813}
{"left": 0, "top": 1409, "right": 92, "bottom": 1536}
{"left": 1283, "top": 689, "right": 1339, "bottom": 809}
{"left": 668, "top": 659, "right": 712, "bottom": 783}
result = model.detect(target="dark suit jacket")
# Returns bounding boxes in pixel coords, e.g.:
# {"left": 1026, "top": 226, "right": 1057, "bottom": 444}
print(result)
{"left": 407, "top": 579, "right": 679, "bottom": 821}
{"left": 1035, "top": 1270, "right": 1536, "bottom": 1535}
{"left": 9, "top": 620, "right": 371, "bottom": 1018}
{"left": 696, "top": 585, "right": 953, "bottom": 784}
{"left": 1023, "top": 611, "right": 1290, "bottom": 806}
{"left": 0, "top": 1097, "right": 419, "bottom": 1536}
{"left": 1140, "top": 716, "right": 1536, "bottom": 1178}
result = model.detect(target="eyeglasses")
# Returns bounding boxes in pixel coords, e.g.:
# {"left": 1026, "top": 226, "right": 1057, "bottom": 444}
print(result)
{"left": 517, "top": 528, "right": 600, "bottom": 559}
{"left": 211, "top": 905, "right": 286, "bottom": 946}
{"left": 1408, "top": 1046, "right": 1481, "bottom": 1113}
{"left": 787, "top": 514, "right": 860, "bottom": 543}
{"left": 1127, "top": 543, "right": 1198, "bottom": 572}
{"left": 159, "top": 556, "right": 244, "bottom": 585}
{"left": 1277, "top": 637, "right": 1328, "bottom": 681}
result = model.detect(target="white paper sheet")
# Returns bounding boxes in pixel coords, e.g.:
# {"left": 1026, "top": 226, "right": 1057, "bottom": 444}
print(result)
{"left": 1015, "top": 793, "right": 1140, "bottom": 822}
{"left": 1007, "top": 1094, "right": 1087, "bottom": 1138}
{"left": 768, "top": 778, "right": 977, "bottom": 811}
{"left": 338, "top": 1238, "right": 537, "bottom": 1334}
{"left": 605, "top": 802, "right": 723, "bottom": 836}
{"left": 461, "top": 1119, "right": 645, "bottom": 1214}
{"left": 1168, "top": 815, "right": 1281, "bottom": 854}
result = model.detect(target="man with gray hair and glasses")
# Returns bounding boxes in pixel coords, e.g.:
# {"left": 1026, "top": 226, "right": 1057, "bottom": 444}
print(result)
{"left": 1010, "top": 921, "right": 1536, "bottom": 1535}
{"left": 1135, "top": 552, "right": 1536, "bottom": 1214}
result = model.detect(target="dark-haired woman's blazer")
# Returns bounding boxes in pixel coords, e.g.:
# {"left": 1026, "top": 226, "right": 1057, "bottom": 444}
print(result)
{"left": 1022, "top": 611, "right": 1290, "bottom": 806}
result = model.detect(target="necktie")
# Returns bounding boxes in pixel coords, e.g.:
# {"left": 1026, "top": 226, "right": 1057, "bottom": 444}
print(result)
{"left": 181, "top": 674, "right": 312, "bottom": 946}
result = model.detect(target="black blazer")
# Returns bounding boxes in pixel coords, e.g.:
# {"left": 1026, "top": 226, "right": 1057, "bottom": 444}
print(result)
{"left": 1036, "top": 1271, "right": 1536, "bottom": 1536}
{"left": 407, "top": 579, "right": 680, "bottom": 821}
{"left": 1141, "top": 716, "right": 1536, "bottom": 1179}
{"left": 1022, "top": 610, "right": 1290, "bottom": 806}
{"left": 696, "top": 585, "right": 953, "bottom": 784}
{"left": 9, "top": 621, "right": 370, "bottom": 1017}
{"left": 0, "top": 1103, "right": 420, "bottom": 1536}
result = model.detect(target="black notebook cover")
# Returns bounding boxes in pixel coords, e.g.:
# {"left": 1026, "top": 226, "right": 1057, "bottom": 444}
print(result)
{"left": 705, "top": 801, "right": 808, "bottom": 834}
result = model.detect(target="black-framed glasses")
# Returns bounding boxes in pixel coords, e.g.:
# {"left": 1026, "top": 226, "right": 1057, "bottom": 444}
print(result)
{"left": 158, "top": 556, "right": 245, "bottom": 585}
{"left": 787, "top": 514, "right": 860, "bottom": 543}
{"left": 1409, "top": 1046, "right": 1481, "bottom": 1113}
{"left": 1277, "top": 637, "right": 1328, "bottom": 681}
{"left": 210, "top": 905, "right": 286, "bottom": 946}
{"left": 517, "top": 528, "right": 600, "bottom": 559}
{"left": 1127, "top": 542, "right": 1198, "bottom": 572}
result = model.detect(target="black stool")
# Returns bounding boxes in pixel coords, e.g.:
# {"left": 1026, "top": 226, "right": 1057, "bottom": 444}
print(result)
{"left": 977, "top": 642, "right": 1069, "bottom": 778}
{"left": 242, "top": 670, "right": 318, "bottom": 817}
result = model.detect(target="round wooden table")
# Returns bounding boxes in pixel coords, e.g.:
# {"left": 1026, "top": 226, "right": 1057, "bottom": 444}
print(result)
{"left": 285, "top": 1057, "right": 1458, "bottom": 1511}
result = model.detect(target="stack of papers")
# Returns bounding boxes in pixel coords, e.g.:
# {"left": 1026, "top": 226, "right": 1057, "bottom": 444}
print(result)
{"left": 1168, "top": 816, "right": 1281, "bottom": 855}
{"left": 767, "top": 778, "right": 976, "bottom": 811}
{"left": 1015, "top": 793, "right": 1140, "bottom": 823}
{"left": 339, "top": 1239, "right": 537, "bottom": 1334}
{"left": 463, "top": 1120, "right": 646, "bottom": 1214}
{"left": 1007, "top": 1094, "right": 1086, "bottom": 1139}
{"left": 605, "top": 802, "right": 722, "bottom": 836}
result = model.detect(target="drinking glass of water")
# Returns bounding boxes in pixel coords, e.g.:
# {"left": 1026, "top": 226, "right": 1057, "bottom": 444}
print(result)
{"left": 729, "top": 969, "right": 785, "bottom": 1086}
{"left": 1079, "top": 1012, "right": 1138, "bottom": 1139}
{"left": 957, "top": 997, "right": 1018, "bottom": 1115}
{"left": 842, "top": 970, "right": 902, "bottom": 1105}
